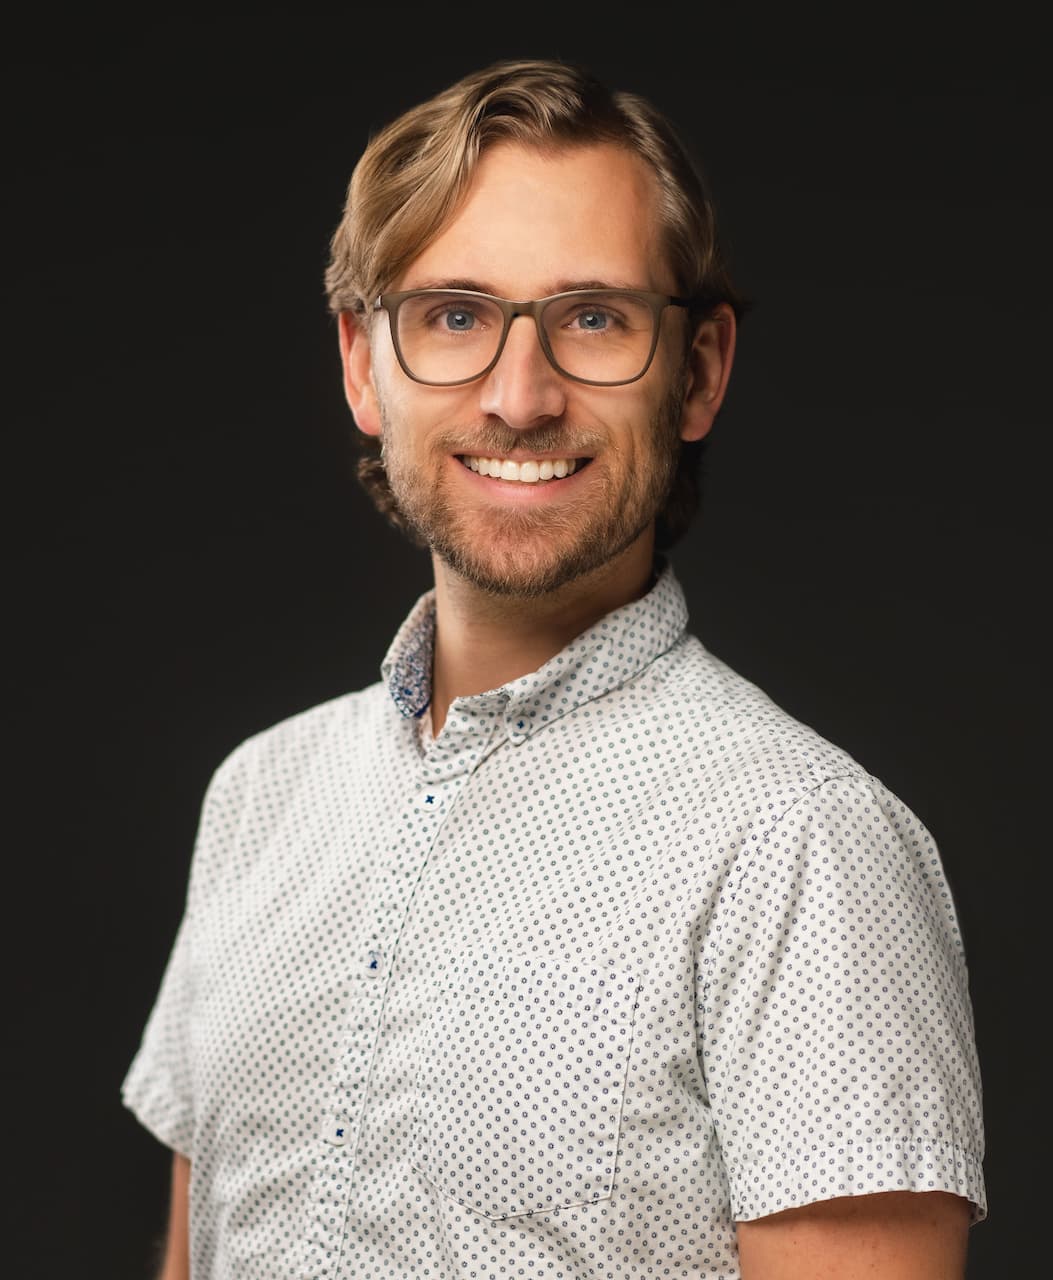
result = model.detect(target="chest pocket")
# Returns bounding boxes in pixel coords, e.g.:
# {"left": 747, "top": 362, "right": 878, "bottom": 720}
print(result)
{"left": 410, "top": 951, "right": 639, "bottom": 1221}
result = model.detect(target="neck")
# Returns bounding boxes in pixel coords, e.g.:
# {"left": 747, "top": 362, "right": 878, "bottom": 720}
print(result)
{"left": 429, "top": 536, "right": 657, "bottom": 735}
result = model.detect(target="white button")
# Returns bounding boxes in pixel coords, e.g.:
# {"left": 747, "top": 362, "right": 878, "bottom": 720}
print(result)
{"left": 323, "top": 1116, "right": 350, "bottom": 1146}
{"left": 416, "top": 789, "right": 443, "bottom": 812}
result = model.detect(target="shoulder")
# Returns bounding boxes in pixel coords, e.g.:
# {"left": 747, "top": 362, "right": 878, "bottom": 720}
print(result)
{"left": 642, "top": 632, "right": 870, "bottom": 795}
{"left": 202, "top": 680, "right": 389, "bottom": 809}
{"left": 633, "top": 635, "right": 951, "bottom": 881}
{"left": 182, "top": 681, "right": 390, "bottom": 897}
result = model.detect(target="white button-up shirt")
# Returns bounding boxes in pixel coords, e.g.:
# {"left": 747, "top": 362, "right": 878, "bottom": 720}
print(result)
{"left": 122, "top": 563, "right": 986, "bottom": 1278}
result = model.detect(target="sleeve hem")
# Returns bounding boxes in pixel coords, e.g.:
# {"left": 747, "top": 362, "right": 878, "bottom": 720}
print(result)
{"left": 727, "top": 1133, "right": 987, "bottom": 1225}
{"left": 121, "top": 1066, "right": 194, "bottom": 1158}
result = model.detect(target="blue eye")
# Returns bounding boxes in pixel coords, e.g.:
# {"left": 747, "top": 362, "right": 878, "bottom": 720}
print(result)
{"left": 445, "top": 309, "right": 475, "bottom": 331}
{"left": 577, "top": 310, "right": 608, "bottom": 331}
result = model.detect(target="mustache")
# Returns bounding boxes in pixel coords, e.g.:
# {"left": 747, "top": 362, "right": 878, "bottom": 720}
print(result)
{"left": 430, "top": 423, "right": 607, "bottom": 457}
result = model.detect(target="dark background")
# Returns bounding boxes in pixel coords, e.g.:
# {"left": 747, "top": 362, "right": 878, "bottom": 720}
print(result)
{"left": 7, "top": 9, "right": 1047, "bottom": 1277}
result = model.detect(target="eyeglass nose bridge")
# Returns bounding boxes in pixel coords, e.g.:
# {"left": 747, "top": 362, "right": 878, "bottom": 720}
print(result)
{"left": 485, "top": 298, "right": 559, "bottom": 378}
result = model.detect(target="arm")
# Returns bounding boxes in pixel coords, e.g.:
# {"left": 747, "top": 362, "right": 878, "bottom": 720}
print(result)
{"left": 156, "top": 1153, "right": 190, "bottom": 1280}
{"left": 736, "top": 1190, "right": 970, "bottom": 1280}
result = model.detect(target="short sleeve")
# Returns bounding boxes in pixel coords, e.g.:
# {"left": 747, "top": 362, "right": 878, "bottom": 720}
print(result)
{"left": 121, "top": 912, "right": 195, "bottom": 1154}
{"left": 120, "top": 740, "right": 253, "bottom": 1155}
{"left": 698, "top": 773, "right": 987, "bottom": 1224}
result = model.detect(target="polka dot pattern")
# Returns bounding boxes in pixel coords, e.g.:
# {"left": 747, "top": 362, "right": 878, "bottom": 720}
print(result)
{"left": 411, "top": 952, "right": 638, "bottom": 1220}
{"left": 122, "top": 562, "right": 986, "bottom": 1278}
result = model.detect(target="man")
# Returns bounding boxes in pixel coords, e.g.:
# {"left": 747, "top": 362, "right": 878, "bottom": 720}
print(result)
{"left": 123, "top": 59, "right": 986, "bottom": 1278}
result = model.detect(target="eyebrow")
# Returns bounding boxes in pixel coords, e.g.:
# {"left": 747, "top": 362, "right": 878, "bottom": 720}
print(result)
{"left": 406, "top": 277, "right": 649, "bottom": 298}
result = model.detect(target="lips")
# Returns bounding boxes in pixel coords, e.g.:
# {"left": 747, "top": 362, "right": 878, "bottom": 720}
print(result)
{"left": 458, "top": 455, "right": 587, "bottom": 483}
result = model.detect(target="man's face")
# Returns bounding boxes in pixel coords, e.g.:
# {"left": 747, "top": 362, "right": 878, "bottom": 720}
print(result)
{"left": 349, "top": 141, "right": 711, "bottom": 598}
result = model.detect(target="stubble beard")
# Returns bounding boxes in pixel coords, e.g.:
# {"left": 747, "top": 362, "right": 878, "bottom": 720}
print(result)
{"left": 378, "top": 384, "right": 685, "bottom": 599}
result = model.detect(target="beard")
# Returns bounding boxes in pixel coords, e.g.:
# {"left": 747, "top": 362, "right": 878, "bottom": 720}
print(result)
{"left": 377, "top": 379, "right": 686, "bottom": 599}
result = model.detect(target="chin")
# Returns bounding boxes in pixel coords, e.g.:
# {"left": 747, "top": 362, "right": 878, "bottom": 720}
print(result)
{"left": 435, "top": 517, "right": 644, "bottom": 600}
{"left": 439, "top": 545, "right": 583, "bottom": 599}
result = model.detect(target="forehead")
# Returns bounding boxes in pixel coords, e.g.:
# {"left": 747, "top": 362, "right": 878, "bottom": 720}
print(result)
{"left": 399, "top": 141, "right": 671, "bottom": 296}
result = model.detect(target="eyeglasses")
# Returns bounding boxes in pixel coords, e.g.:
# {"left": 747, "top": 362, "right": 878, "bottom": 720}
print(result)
{"left": 373, "top": 288, "right": 699, "bottom": 387}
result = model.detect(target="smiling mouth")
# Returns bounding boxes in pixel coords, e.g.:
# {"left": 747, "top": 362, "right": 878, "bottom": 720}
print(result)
{"left": 458, "top": 455, "right": 591, "bottom": 483}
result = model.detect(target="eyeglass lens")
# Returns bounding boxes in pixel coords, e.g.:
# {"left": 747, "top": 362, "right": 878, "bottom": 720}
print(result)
{"left": 393, "top": 292, "right": 658, "bottom": 384}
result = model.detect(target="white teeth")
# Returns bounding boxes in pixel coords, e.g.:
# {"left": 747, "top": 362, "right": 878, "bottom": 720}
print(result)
{"left": 462, "top": 456, "right": 583, "bottom": 483}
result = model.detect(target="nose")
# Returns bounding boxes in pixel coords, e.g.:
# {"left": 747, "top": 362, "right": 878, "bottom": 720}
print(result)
{"left": 477, "top": 314, "right": 568, "bottom": 430}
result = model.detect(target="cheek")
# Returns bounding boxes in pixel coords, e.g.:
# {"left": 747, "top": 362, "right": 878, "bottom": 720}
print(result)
{"left": 379, "top": 382, "right": 488, "bottom": 448}
{"left": 372, "top": 357, "right": 408, "bottom": 421}
{"left": 614, "top": 392, "right": 671, "bottom": 465}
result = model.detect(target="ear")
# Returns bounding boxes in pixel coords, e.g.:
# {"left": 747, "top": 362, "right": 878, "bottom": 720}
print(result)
{"left": 337, "top": 310, "right": 382, "bottom": 437}
{"left": 678, "top": 302, "right": 737, "bottom": 443}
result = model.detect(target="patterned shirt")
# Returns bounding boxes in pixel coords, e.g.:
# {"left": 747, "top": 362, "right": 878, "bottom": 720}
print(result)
{"left": 122, "top": 562, "right": 986, "bottom": 1278}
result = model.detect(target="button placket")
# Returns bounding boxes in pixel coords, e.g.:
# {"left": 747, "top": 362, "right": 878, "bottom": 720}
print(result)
{"left": 303, "top": 756, "right": 479, "bottom": 1274}
{"left": 311, "top": 778, "right": 460, "bottom": 1172}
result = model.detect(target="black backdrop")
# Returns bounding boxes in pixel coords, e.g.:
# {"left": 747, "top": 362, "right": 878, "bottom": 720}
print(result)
{"left": 7, "top": 10, "right": 1047, "bottom": 1277}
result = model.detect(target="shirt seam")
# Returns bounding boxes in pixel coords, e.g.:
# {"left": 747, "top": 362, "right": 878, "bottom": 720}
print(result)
{"left": 698, "top": 769, "right": 865, "bottom": 1010}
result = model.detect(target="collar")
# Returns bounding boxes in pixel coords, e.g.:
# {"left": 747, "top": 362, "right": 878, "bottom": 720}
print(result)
{"left": 380, "top": 560, "right": 689, "bottom": 747}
